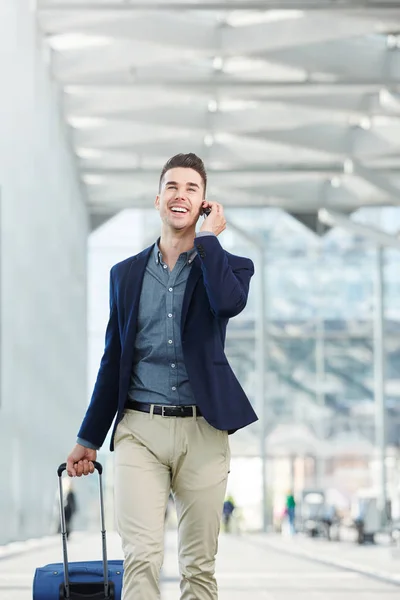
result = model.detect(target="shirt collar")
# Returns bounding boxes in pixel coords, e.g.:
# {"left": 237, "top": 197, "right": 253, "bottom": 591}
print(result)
{"left": 154, "top": 239, "right": 197, "bottom": 265}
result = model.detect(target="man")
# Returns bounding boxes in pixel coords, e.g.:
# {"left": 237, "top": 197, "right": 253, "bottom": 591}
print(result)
{"left": 55, "top": 479, "right": 77, "bottom": 540}
{"left": 285, "top": 490, "right": 296, "bottom": 536}
{"left": 66, "top": 153, "right": 258, "bottom": 599}
{"left": 222, "top": 495, "right": 236, "bottom": 533}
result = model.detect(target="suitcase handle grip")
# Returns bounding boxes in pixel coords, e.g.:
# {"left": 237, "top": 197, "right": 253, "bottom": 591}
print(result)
{"left": 57, "top": 461, "right": 103, "bottom": 477}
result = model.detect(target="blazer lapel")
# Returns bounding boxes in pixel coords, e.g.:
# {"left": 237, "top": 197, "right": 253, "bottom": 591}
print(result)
{"left": 181, "top": 255, "right": 202, "bottom": 330}
{"left": 123, "top": 245, "right": 153, "bottom": 352}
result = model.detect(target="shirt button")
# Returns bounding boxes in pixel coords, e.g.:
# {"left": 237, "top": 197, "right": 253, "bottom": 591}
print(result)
{"left": 169, "top": 287, "right": 173, "bottom": 292}
{"left": 163, "top": 265, "right": 167, "bottom": 269}
{"left": 168, "top": 313, "right": 172, "bottom": 318}
{"left": 168, "top": 340, "right": 173, "bottom": 344}
{"left": 171, "top": 364, "right": 176, "bottom": 368}
{"left": 172, "top": 386, "right": 176, "bottom": 391}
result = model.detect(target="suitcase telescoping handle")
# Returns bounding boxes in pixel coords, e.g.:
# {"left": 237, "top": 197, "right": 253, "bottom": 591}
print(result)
{"left": 57, "top": 461, "right": 110, "bottom": 599}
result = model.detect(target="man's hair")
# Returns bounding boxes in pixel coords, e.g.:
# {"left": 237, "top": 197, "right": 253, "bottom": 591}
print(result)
{"left": 159, "top": 153, "right": 207, "bottom": 196}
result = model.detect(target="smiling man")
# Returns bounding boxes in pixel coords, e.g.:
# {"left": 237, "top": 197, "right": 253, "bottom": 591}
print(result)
{"left": 66, "top": 153, "right": 258, "bottom": 600}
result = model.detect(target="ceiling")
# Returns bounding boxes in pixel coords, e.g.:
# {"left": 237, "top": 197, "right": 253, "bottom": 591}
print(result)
{"left": 37, "top": 1, "right": 400, "bottom": 231}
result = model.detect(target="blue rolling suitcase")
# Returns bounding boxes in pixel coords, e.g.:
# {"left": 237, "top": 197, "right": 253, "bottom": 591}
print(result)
{"left": 33, "top": 461, "right": 123, "bottom": 599}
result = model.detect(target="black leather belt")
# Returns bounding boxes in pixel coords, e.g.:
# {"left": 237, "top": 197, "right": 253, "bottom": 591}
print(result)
{"left": 125, "top": 399, "right": 202, "bottom": 418}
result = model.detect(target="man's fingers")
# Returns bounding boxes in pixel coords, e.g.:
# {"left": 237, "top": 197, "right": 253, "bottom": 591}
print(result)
{"left": 203, "top": 200, "right": 222, "bottom": 211}
{"left": 66, "top": 458, "right": 77, "bottom": 477}
{"left": 66, "top": 462, "right": 94, "bottom": 477}
{"left": 75, "top": 460, "right": 84, "bottom": 477}
{"left": 74, "top": 459, "right": 95, "bottom": 477}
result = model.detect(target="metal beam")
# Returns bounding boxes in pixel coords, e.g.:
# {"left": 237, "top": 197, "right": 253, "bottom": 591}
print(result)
{"left": 79, "top": 162, "right": 400, "bottom": 175}
{"left": 82, "top": 164, "right": 344, "bottom": 176}
{"left": 318, "top": 209, "right": 400, "bottom": 248}
{"left": 38, "top": 1, "right": 400, "bottom": 11}
{"left": 61, "top": 80, "right": 400, "bottom": 89}
{"left": 353, "top": 161, "right": 400, "bottom": 204}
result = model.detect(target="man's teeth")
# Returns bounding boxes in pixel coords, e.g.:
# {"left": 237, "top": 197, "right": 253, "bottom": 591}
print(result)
{"left": 171, "top": 207, "right": 188, "bottom": 213}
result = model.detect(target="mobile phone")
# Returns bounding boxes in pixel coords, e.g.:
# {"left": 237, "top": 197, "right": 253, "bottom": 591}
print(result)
{"left": 202, "top": 207, "right": 211, "bottom": 217}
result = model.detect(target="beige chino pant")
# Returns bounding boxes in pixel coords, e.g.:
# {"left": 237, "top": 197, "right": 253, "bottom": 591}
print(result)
{"left": 114, "top": 408, "right": 231, "bottom": 600}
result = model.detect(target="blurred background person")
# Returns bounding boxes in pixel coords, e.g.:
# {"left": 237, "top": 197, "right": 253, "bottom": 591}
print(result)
{"left": 285, "top": 490, "right": 296, "bottom": 536}
{"left": 222, "top": 495, "right": 236, "bottom": 533}
{"left": 55, "top": 478, "right": 78, "bottom": 540}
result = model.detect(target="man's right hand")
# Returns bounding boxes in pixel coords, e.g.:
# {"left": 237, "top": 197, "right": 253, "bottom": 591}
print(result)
{"left": 66, "top": 444, "right": 97, "bottom": 477}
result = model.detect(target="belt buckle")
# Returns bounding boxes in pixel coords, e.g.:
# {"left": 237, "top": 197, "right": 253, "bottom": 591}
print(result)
{"left": 161, "top": 405, "right": 177, "bottom": 417}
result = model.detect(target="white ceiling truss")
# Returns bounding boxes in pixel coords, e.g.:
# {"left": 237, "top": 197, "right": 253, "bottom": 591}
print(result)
{"left": 37, "top": 1, "right": 400, "bottom": 230}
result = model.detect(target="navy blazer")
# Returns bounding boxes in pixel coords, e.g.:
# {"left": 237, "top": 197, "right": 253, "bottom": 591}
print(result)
{"left": 78, "top": 235, "right": 258, "bottom": 450}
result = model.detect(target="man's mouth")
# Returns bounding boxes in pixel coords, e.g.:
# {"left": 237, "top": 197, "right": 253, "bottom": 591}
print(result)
{"left": 170, "top": 206, "right": 189, "bottom": 214}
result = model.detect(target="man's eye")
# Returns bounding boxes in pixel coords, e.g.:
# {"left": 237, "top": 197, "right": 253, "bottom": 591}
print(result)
{"left": 188, "top": 188, "right": 196, "bottom": 192}
{"left": 168, "top": 185, "right": 177, "bottom": 189}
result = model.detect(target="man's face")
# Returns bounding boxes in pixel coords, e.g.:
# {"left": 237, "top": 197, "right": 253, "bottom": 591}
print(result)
{"left": 155, "top": 167, "right": 205, "bottom": 231}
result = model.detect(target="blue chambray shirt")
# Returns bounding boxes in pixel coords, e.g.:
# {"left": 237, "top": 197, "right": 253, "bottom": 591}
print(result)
{"left": 127, "top": 240, "right": 198, "bottom": 407}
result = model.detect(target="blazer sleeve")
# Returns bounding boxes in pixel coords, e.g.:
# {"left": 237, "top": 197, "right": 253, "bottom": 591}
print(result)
{"left": 194, "top": 235, "right": 254, "bottom": 318}
{"left": 77, "top": 267, "right": 121, "bottom": 448}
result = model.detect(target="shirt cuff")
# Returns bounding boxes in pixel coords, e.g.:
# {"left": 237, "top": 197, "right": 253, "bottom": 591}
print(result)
{"left": 196, "top": 231, "right": 216, "bottom": 238}
{"left": 77, "top": 437, "right": 99, "bottom": 450}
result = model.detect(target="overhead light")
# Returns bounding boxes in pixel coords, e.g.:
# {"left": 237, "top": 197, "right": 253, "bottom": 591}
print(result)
{"left": 386, "top": 34, "right": 400, "bottom": 49}
{"left": 208, "top": 100, "right": 218, "bottom": 113}
{"left": 330, "top": 177, "right": 341, "bottom": 188}
{"left": 343, "top": 159, "right": 354, "bottom": 175}
{"left": 212, "top": 56, "right": 224, "bottom": 71}
{"left": 359, "top": 117, "right": 371, "bottom": 130}
{"left": 47, "top": 33, "right": 112, "bottom": 51}
{"left": 76, "top": 148, "right": 104, "bottom": 159}
{"left": 379, "top": 88, "right": 392, "bottom": 107}
{"left": 83, "top": 174, "right": 105, "bottom": 186}
{"left": 68, "top": 117, "right": 106, "bottom": 129}
{"left": 204, "top": 134, "right": 214, "bottom": 147}
{"left": 349, "top": 115, "right": 371, "bottom": 130}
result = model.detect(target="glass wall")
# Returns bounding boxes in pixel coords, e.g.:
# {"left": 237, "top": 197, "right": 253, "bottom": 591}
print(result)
{"left": 223, "top": 207, "right": 400, "bottom": 447}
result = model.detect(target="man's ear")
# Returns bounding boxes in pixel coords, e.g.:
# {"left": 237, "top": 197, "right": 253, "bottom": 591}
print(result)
{"left": 155, "top": 195, "right": 160, "bottom": 210}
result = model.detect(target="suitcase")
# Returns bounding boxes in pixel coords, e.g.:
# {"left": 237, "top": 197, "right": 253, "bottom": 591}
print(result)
{"left": 33, "top": 461, "right": 123, "bottom": 599}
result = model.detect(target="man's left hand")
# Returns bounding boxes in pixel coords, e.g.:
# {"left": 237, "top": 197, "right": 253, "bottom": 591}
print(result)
{"left": 199, "top": 201, "right": 226, "bottom": 237}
